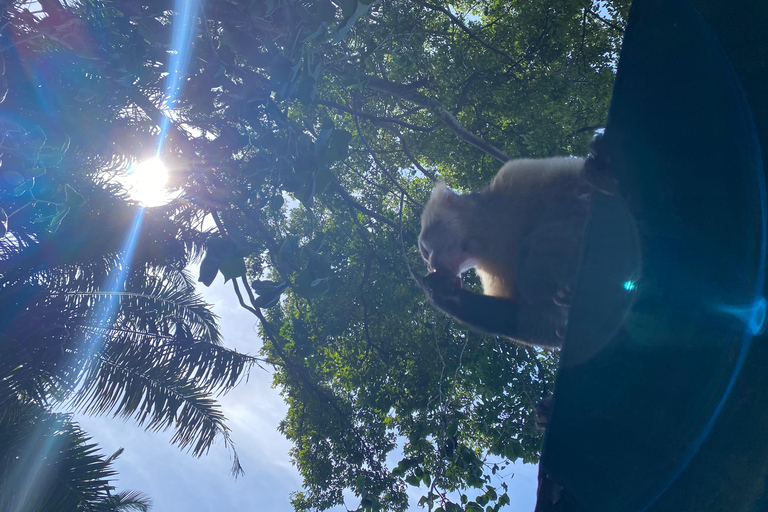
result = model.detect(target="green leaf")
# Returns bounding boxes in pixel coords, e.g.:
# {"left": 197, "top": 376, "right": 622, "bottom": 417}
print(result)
{"left": 315, "top": 119, "right": 335, "bottom": 151}
{"left": 277, "top": 236, "right": 299, "bottom": 274}
{"left": 198, "top": 257, "right": 219, "bottom": 287}
{"left": 254, "top": 289, "right": 283, "bottom": 309}
{"left": 20, "top": 125, "right": 46, "bottom": 152}
{"left": 314, "top": 0, "right": 337, "bottom": 22}
{"left": 297, "top": 174, "right": 316, "bottom": 206}
{"left": 49, "top": 205, "right": 70, "bottom": 233}
{"left": 445, "top": 502, "right": 463, "bottom": 512}
{"left": 198, "top": 236, "right": 237, "bottom": 287}
{"left": 335, "top": 0, "right": 356, "bottom": 18}
{"left": 13, "top": 178, "right": 33, "bottom": 198}
{"left": 503, "top": 441, "right": 522, "bottom": 461}
{"left": 270, "top": 56, "right": 294, "bottom": 84}
{"left": 404, "top": 474, "right": 421, "bottom": 487}
{"left": 296, "top": 77, "right": 317, "bottom": 105}
{"left": 333, "top": 0, "right": 372, "bottom": 43}
{"left": 138, "top": 17, "right": 168, "bottom": 43}
{"left": 326, "top": 128, "right": 352, "bottom": 162}
{"left": 252, "top": 280, "right": 289, "bottom": 308}
{"left": 293, "top": 267, "right": 330, "bottom": 298}
{"left": 307, "top": 252, "right": 331, "bottom": 281}
{"left": 281, "top": 168, "right": 303, "bottom": 192}
{"left": 1, "top": 170, "right": 25, "bottom": 187}
{"left": 220, "top": 253, "right": 247, "bottom": 283}
{"left": 306, "top": 232, "right": 326, "bottom": 253}
{"left": 269, "top": 194, "right": 285, "bottom": 210}
{"left": 64, "top": 184, "right": 85, "bottom": 207}
{"left": 252, "top": 280, "right": 289, "bottom": 296}
{"left": 314, "top": 166, "right": 334, "bottom": 194}
{"left": 302, "top": 22, "right": 328, "bottom": 43}
{"left": 37, "top": 145, "right": 67, "bottom": 167}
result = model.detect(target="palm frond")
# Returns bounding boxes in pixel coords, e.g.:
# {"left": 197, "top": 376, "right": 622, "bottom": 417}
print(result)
{"left": 93, "top": 490, "right": 153, "bottom": 512}
{"left": 59, "top": 270, "right": 221, "bottom": 346}
{"left": 68, "top": 345, "right": 243, "bottom": 474}
{"left": 74, "top": 324, "right": 263, "bottom": 393}
{"left": 0, "top": 402, "right": 122, "bottom": 512}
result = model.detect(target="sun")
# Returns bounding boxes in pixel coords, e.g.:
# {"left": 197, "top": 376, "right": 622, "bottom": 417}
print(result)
{"left": 120, "top": 158, "right": 176, "bottom": 207}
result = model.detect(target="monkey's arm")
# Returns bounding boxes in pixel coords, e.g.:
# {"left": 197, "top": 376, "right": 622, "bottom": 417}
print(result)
{"left": 416, "top": 272, "right": 565, "bottom": 348}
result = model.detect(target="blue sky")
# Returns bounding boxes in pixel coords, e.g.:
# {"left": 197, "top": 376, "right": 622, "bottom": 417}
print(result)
{"left": 77, "top": 273, "right": 540, "bottom": 511}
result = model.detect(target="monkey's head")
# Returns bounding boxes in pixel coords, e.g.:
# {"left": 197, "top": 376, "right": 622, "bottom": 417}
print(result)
{"left": 419, "top": 182, "right": 479, "bottom": 279}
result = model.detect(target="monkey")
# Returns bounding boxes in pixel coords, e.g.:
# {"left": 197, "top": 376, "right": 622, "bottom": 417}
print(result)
{"left": 416, "top": 155, "right": 599, "bottom": 347}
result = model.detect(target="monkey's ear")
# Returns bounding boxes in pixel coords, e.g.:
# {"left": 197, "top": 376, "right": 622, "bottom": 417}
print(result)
{"left": 431, "top": 181, "right": 461, "bottom": 205}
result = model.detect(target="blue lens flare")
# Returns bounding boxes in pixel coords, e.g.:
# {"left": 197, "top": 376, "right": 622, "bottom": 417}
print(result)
{"left": 88, "top": 0, "right": 199, "bottom": 351}
{"left": 80, "top": 0, "right": 199, "bottom": 377}
{"left": 83, "top": 207, "right": 145, "bottom": 363}
{"left": 714, "top": 297, "right": 767, "bottom": 336}
{"left": 15, "top": 2, "right": 200, "bottom": 501}
{"left": 10, "top": 416, "right": 66, "bottom": 512}
{"left": 156, "top": 0, "right": 201, "bottom": 157}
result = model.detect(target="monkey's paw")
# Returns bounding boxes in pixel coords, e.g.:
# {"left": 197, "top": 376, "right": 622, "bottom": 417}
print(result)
{"left": 583, "top": 133, "right": 619, "bottom": 195}
{"left": 553, "top": 284, "right": 572, "bottom": 307}
{"left": 418, "top": 271, "right": 463, "bottom": 309}
{"left": 535, "top": 396, "right": 554, "bottom": 430}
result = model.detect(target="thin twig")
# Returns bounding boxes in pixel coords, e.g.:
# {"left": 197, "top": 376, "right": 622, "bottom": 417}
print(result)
{"left": 317, "top": 99, "right": 437, "bottom": 133}
{"left": 382, "top": 125, "right": 437, "bottom": 181}
{"left": 586, "top": 8, "right": 624, "bottom": 33}
{"left": 330, "top": 180, "right": 398, "bottom": 229}
{"left": 421, "top": 1, "right": 524, "bottom": 71}
{"left": 354, "top": 115, "right": 424, "bottom": 208}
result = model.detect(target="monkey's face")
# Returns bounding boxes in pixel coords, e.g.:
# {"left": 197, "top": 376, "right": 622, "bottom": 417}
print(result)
{"left": 419, "top": 181, "right": 477, "bottom": 277}
{"left": 418, "top": 221, "right": 477, "bottom": 277}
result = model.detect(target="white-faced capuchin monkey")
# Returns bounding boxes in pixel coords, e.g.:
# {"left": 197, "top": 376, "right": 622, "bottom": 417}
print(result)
{"left": 416, "top": 140, "right": 614, "bottom": 348}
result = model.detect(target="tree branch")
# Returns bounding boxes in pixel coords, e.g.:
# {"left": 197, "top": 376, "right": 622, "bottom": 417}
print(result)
{"left": 317, "top": 99, "right": 437, "bottom": 132}
{"left": 249, "top": 214, "right": 282, "bottom": 256}
{"left": 421, "top": 1, "right": 524, "bottom": 71}
{"left": 354, "top": 115, "right": 424, "bottom": 208}
{"left": 237, "top": 292, "right": 378, "bottom": 464}
{"left": 586, "top": 8, "right": 624, "bottom": 33}
{"left": 330, "top": 180, "right": 398, "bottom": 229}
{"left": 359, "top": 74, "right": 512, "bottom": 163}
{"left": 382, "top": 125, "right": 437, "bottom": 181}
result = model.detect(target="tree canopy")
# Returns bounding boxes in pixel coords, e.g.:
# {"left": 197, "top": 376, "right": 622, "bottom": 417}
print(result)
{"left": 0, "top": 0, "right": 628, "bottom": 510}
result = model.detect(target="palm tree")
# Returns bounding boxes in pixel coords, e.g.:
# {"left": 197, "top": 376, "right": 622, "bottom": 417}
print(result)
{"left": 1, "top": 179, "right": 263, "bottom": 474}
{"left": 0, "top": 1, "right": 275, "bottom": 506}
{"left": 0, "top": 400, "right": 152, "bottom": 512}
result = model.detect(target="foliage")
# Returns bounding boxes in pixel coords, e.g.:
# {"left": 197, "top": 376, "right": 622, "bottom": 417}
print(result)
{"left": 0, "top": 0, "right": 629, "bottom": 510}
{"left": 0, "top": 173, "right": 265, "bottom": 471}
{"left": 0, "top": 400, "right": 152, "bottom": 512}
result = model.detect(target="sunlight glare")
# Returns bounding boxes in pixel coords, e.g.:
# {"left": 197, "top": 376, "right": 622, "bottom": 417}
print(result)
{"left": 120, "top": 158, "right": 176, "bottom": 207}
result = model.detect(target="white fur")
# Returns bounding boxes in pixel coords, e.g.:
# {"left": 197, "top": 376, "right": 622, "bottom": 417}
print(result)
{"left": 419, "top": 157, "right": 587, "bottom": 300}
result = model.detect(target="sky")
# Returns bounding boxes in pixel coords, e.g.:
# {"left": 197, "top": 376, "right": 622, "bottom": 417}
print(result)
{"left": 77, "top": 272, "right": 541, "bottom": 512}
